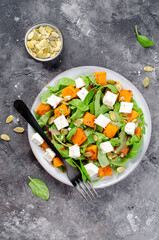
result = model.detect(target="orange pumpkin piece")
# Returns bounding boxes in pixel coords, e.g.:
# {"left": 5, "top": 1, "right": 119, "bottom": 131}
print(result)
{"left": 83, "top": 112, "right": 96, "bottom": 128}
{"left": 41, "top": 141, "right": 49, "bottom": 151}
{"left": 94, "top": 72, "right": 107, "bottom": 85}
{"left": 127, "top": 110, "right": 139, "bottom": 122}
{"left": 61, "top": 85, "right": 79, "bottom": 99}
{"left": 85, "top": 145, "right": 98, "bottom": 160}
{"left": 119, "top": 146, "right": 130, "bottom": 157}
{"left": 98, "top": 165, "right": 113, "bottom": 178}
{"left": 54, "top": 104, "right": 70, "bottom": 118}
{"left": 53, "top": 157, "right": 63, "bottom": 167}
{"left": 119, "top": 89, "right": 133, "bottom": 102}
{"left": 36, "top": 103, "right": 52, "bottom": 116}
{"left": 71, "top": 128, "right": 87, "bottom": 146}
{"left": 135, "top": 126, "right": 141, "bottom": 139}
{"left": 103, "top": 123, "right": 119, "bottom": 138}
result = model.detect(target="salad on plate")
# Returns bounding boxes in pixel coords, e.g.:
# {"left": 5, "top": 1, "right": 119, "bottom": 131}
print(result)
{"left": 31, "top": 72, "right": 146, "bottom": 183}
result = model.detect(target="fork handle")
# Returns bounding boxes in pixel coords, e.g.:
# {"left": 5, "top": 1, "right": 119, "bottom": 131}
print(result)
{"left": 14, "top": 100, "right": 68, "bottom": 165}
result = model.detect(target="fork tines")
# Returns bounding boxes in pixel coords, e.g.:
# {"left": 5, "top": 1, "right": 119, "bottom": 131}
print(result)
{"left": 74, "top": 179, "right": 98, "bottom": 203}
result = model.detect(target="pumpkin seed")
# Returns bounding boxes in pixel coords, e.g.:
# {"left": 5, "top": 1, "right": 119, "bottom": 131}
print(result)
{"left": 84, "top": 152, "right": 92, "bottom": 158}
{"left": 144, "top": 66, "right": 154, "bottom": 72}
{"left": 61, "top": 129, "right": 68, "bottom": 135}
{"left": 27, "top": 31, "right": 34, "bottom": 40}
{"left": 93, "top": 135, "right": 98, "bottom": 141}
{"left": 107, "top": 152, "right": 117, "bottom": 160}
{"left": 66, "top": 143, "right": 73, "bottom": 147}
{"left": 107, "top": 105, "right": 114, "bottom": 110}
{"left": 119, "top": 153, "right": 125, "bottom": 158}
{"left": 63, "top": 96, "right": 72, "bottom": 101}
{"left": 109, "top": 112, "right": 116, "bottom": 121}
{"left": 74, "top": 118, "right": 83, "bottom": 126}
{"left": 107, "top": 80, "right": 116, "bottom": 84}
{"left": 58, "top": 109, "right": 65, "bottom": 114}
{"left": 132, "top": 119, "right": 137, "bottom": 123}
{"left": 119, "top": 96, "right": 125, "bottom": 101}
{"left": 48, "top": 116, "right": 55, "bottom": 125}
{"left": 50, "top": 129, "right": 60, "bottom": 135}
{"left": 61, "top": 100, "right": 69, "bottom": 105}
{"left": 1, "top": 134, "right": 10, "bottom": 141}
{"left": 67, "top": 116, "right": 71, "bottom": 123}
{"left": 13, "top": 127, "right": 25, "bottom": 133}
{"left": 117, "top": 167, "right": 126, "bottom": 173}
{"left": 6, "top": 115, "right": 13, "bottom": 123}
{"left": 143, "top": 77, "right": 150, "bottom": 88}
{"left": 93, "top": 125, "right": 96, "bottom": 131}
{"left": 116, "top": 81, "right": 122, "bottom": 92}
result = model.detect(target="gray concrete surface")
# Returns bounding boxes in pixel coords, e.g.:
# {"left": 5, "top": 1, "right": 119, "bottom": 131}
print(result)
{"left": 0, "top": 0, "right": 159, "bottom": 239}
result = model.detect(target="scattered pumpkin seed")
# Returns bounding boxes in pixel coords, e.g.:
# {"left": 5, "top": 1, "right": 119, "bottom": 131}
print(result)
{"left": 61, "top": 129, "right": 68, "bottom": 135}
{"left": 143, "top": 77, "right": 150, "bottom": 88}
{"left": 119, "top": 153, "right": 125, "bottom": 158}
{"left": 117, "top": 167, "right": 126, "bottom": 173}
{"left": 67, "top": 116, "right": 71, "bottom": 124}
{"left": 132, "top": 119, "right": 137, "bottom": 123}
{"left": 107, "top": 80, "right": 116, "bottom": 84}
{"left": 50, "top": 129, "right": 60, "bottom": 135}
{"left": 66, "top": 143, "right": 73, "bottom": 147}
{"left": 109, "top": 112, "right": 116, "bottom": 121}
{"left": 6, "top": 115, "right": 13, "bottom": 123}
{"left": 63, "top": 96, "right": 72, "bottom": 101}
{"left": 13, "top": 127, "right": 25, "bottom": 133}
{"left": 74, "top": 118, "right": 83, "bottom": 126}
{"left": 107, "top": 152, "right": 117, "bottom": 160}
{"left": 84, "top": 152, "right": 93, "bottom": 158}
{"left": 93, "top": 135, "right": 98, "bottom": 141}
{"left": 144, "top": 66, "right": 154, "bottom": 72}
{"left": 58, "top": 109, "right": 65, "bottom": 114}
{"left": 107, "top": 105, "right": 114, "bottom": 110}
{"left": 116, "top": 81, "right": 122, "bottom": 92}
{"left": 119, "top": 96, "right": 125, "bottom": 101}
{"left": 1, "top": 134, "right": 10, "bottom": 141}
{"left": 48, "top": 116, "right": 55, "bottom": 125}
{"left": 93, "top": 125, "right": 96, "bottom": 131}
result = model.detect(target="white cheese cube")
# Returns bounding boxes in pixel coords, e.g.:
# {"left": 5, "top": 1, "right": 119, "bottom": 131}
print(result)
{"left": 100, "top": 141, "right": 114, "bottom": 153}
{"left": 77, "top": 87, "right": 88, "bottom": 101}
{"left": 47, "top": 94, "right": 62, "bottom": 109}
{"left": 75, "top": 77, "right": 86, "bottom": 88}
{"left": 43, "top": 148, "right": 56, "bottom": 162}
{"left": 84, "top": 163, "right": 99, "bottom": 181}
{"left": 125, "top": 122, "right": 136, "bottom": 135}
{"left": 32, "top": 133, "right": 44, "bottom": 145}
{"left": 103, "top": 91, "right": 117, "bottom": 108}
{"left": 54, "top": 114, "right": 69, "bottom": 130}
{"left": 69, "top": 144, "right": 80, "bottom": 158}
{"left": 119, "top": 102, "right": 133, "bottom": 113}
{"left": 94, "top": 114, "right": 110, "bottom": 128}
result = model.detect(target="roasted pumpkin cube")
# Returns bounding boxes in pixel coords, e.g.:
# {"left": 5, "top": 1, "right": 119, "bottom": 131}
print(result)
{"left": 71, "top": 128, "right": 87, "bottom": 146}
{"left": 53, "top": 157, "right": 63, "bottom": 167}
{"left": 135, "top": 126, "right": 141, "bottom": 139}
{"left": 36, "top": 103, "right": 52, "bottom": 116}
{"left": 41, "top": 141, "right": 49, "bottom": 151}
{"left": 83, "top": 112, "right": 96, "bottom": 128}
{"left": 62, "top": 85, "right": 79, "bottom": 99}
{"left": 119, "top": 89, "right": 132, "bottom": 102}
{"left": 98, "top": 165, "right": 113, "bottom": 178}
{"left": 94, "top": 72, "right": 107, "bottom": 85}
{"left": 103, "top": 123, "right": 119, "bottom": 138}
{"left": 118, "top": 146, "right": 130, "bottom": 158}
{"left": 127, "top": 110, "right": 139, "bottom": 122}
{"left": 85, "top": 145, "right": 98, "bottom": 160}
{"left": 54, "top": 104, "right": 70, "bottom": 118}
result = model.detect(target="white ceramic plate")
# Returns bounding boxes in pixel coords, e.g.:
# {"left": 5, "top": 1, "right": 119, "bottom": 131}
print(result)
{"left": 28, "top": 66, "right": 151, "bottom": 189}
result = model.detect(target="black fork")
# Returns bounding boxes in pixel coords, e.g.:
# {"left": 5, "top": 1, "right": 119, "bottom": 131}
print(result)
{"left": 14, "top": 100, "right": 98, "bottom": 202}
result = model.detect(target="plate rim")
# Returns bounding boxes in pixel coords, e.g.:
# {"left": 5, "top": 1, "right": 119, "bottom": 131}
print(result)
{"left": 27, "top": 66, "right": 152, "bottom": 189}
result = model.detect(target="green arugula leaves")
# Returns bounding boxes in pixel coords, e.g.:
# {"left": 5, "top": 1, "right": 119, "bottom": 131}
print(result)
{"left": 135, "top": 25, "right": 154, "bottom": 48}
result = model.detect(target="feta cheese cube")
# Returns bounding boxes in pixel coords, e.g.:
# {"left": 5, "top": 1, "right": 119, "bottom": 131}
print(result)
{"left": 54, "top": 114, "right": 69, "bottom": 130}
{"left": 103, "top": 91, "right": 117, "bottom": 108}
{"left": 75, "top": 77, "right": 86, "bottom": 88}
{"left": 77, "top": 87, "right": 88, "bottom": 101}
{"left": 47, "top": 94, "right": 62, "bottom": 109}
{"left": 32, "top": 133, "right": 44, "bottom": 145}
{"left": 100, "top": 141, "right": 114, "bottom": 153}
{"left": 43, "top": 148, "right": 56, "bottom": 162}
{"left": 125, "top": 122, "right": 136, "bottom": 135}
{"left": 119, "top": 102, "right": 133, "bottom": 113}
{"left": 94, "top": 114, "right": 110, "bottom": 128}
{"left": 84, "top": 163, "right": 99, "bottom": 181}
{"left": 69, "top": 144, "right": 80, "bottom": 158}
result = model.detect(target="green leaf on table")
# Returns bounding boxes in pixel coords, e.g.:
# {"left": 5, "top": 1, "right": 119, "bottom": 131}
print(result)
{"left": 37, "top": 110, "right": 53, "bottom": 128}
{"left": 28, "top": 176, "right": 49, "bottom": 200}
{"left": 135, "top": 25, "right": 154, "bottom": 48}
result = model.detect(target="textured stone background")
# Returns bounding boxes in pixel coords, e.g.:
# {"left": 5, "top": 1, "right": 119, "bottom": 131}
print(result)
{"left": 0, "top": 0, "right": 159, "bottom": 239}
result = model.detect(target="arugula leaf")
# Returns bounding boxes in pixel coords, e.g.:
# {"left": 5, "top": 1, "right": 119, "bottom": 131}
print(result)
{"left": 48, "top": 78, "right": 75, "bottom": 92}
{"left": 28, "top": 176, "right": 49, "bottom": 200}
{"left": 65, "top": 158, "right": 77, "bottom": 167}
{"left": 106, "top": 84, "right": 118, "bottom": 93}
{"left": 57, "top": 166, "right": 66, "bottom": 172}
{"left": 132, "top": 99, "right": 146, "bottom": 134}
{"left": 37, "top": 110, "right": 53, "bottom": 128}
{"left": 110, "top": 137, "right": 121, "bottom": 147}
{"left": 114, "top": 102, "right": 120, "bottom": 113}
{"left": 89, "top": 101, "right": 95, "bottom": 115}
{"left": 95, "top": 88, "right": 102, "bottom": 116}
{"left": 135, "top": 25, "right": 154, "bottom": 48}
{"left": 95, "top": 132, "right": 109, "bottom": 144}
{"left": 71, "top": 109, "right": 85, "bottom": 121}
{"left": 84, "top": 128, "right": 94, "bottom": 136}
{"left": 97, "top": 149, "right": 109, "bottom": 167}
{"left": 109, "top": 156, "right": 129, "bottom": 168}
{"left": 126, "top": 134, "right": 140, "bottom": 146}
{"left": 34, "top": 110, "right": 40, "bottom": 120}
{"left": 79, "top": 160, "right": 92, "bottom": 182}
{"left": 81, "top": 134, "right": 95, "bottom": 147}
{"left": 96, "top": 105, "right": 109, "bottom": 117}
{"left": 127, "top": 136, "right": 143, "bottom": 159}
{"left": 40, "top": 91, "right": 53, "bottom": 104}
{"left": 66, "top": 127, "right": 77, "bottom": 142}
{"left": 115, "top": 131, "right": 127, "bottom": 154}
{"left": 52, "top": 136, "right": 69, "bottom": 158}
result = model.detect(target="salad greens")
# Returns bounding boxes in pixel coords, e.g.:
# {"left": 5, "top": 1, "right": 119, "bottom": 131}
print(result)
{"left": 28, "top": 176, "right": 49, "bottom": 200}
{"left": 33, "top": 73, "right": 146, "bottom": 182}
